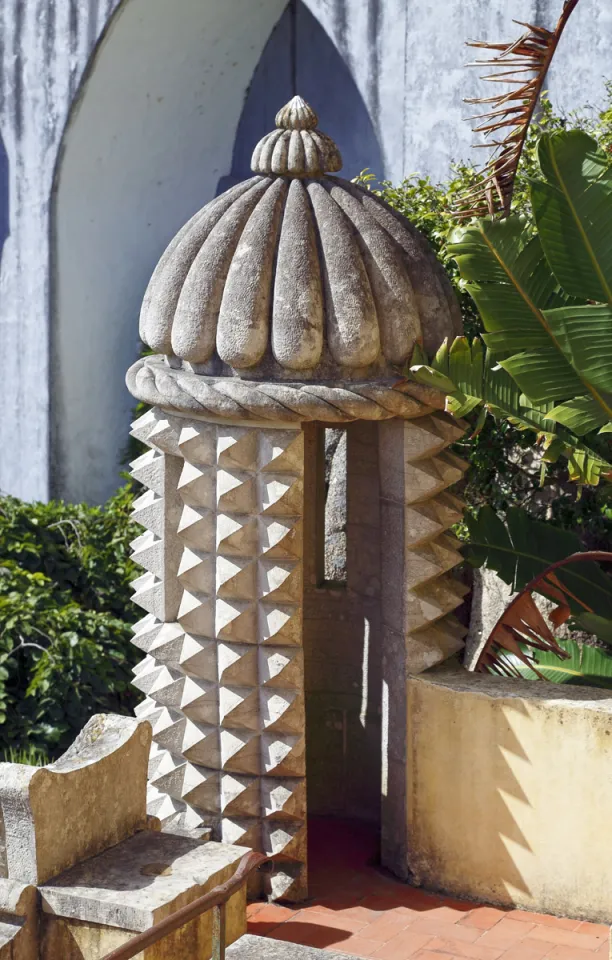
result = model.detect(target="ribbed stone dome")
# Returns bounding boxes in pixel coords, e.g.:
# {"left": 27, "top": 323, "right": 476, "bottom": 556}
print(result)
{"left": 139, "top": 97, "right": 461, "bottom": 380}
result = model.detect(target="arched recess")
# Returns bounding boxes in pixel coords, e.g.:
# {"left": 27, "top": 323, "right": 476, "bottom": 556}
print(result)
{"left": 52, "top": 0, "right": 286, "bottom": 503}
{"left": 221, "top": 0, "right": 384, "bottom": 191}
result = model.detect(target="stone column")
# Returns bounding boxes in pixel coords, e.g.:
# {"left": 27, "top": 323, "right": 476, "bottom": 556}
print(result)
{"left": 378, "top": 413, "right": 469, "bottom": 878}
{"left": 130, "top": 407, "right": 307, "bottom": 901}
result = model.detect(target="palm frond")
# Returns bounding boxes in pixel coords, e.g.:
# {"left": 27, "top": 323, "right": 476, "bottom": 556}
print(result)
{"left": 456, "top": 0, "right": 581, "bottom": 219}
{"left": 474, "top": 551, "right": 612, "bottom": 678}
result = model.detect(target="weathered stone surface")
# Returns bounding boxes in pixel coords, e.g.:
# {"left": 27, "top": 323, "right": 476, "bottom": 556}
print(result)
{"left": 0, "top": 883, "right": 37, "bottom": 960}
{"left": 40, "top": 834, "right": 246, "bottom": 930}
{"left": 131, "top": 411, "right": 307, "bottom": 900}
{"left": 464, "top": 566, "right": 514, "bottom": 670}
{"left": 136, "top": 96, "right": 460, "bottom": 382}
{"left": 406, "top": 662, "right": 612, "bottom": 923}
{"left": 378, "top": 415, "right": 468, "bottom": 879}
{"left": 227, "top": 933, "right": 353, "bottom": 959}
{"left": 0, "top": 714, "right": 151, "bottom": 885}
{"left": 40, "top": 835, "right": 248, "bottom": 960}
{"left": 324, "top": 429, "right": 347, "bottom": 583}
{"left": 127, "top": 359, "right": 435, "bottom": 423}
{"left": 251, "top": 97, "right": 343, "bottom": 179}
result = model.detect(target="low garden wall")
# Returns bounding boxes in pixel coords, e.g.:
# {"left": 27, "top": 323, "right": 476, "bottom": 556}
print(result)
{"left": 406, "top": 662, "right": 612, "bottom": 924}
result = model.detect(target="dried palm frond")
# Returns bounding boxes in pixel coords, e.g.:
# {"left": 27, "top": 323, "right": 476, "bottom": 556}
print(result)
{"left": 475, "top": 551, "right": 612, "bottom": 678}
{"left": 456, "top": 0, "right": 581, "bottom": 219}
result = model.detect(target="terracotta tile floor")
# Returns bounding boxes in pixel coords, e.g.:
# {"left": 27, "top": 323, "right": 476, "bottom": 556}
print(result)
{"left": 247, "top": 818, "right": 609, "bottom": 959}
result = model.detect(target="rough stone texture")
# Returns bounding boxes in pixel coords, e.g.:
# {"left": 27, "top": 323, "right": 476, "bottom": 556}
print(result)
{"left": 127, "top": 357, "right": 439, "bottom": 423}
{"left": 130, "top": 407, "right": 307, "bottom": 901}
{"left": 227, "top": 934, "right": 352, "bottom": 959}
{"left": 0, "top": 715, "right": 254, "bottom": 960}
{"left": 138, "top": 97, "right": 461, "bottom": 379}
{"left": 406, "top": 661, "right": 612, "bottom": 923}
{"left": 128, "top": 93, "right": 468, "bottom": 902}
{"left": 323, "top": 429, "right": 347, "bottom": 583}
{"left": 378, "top": 416, "right": 469, "bottom": 879}
{"left": 0, "top": 714, "right": 151, "bottom": 885}
{"left": 40, "top": 833, "right": 246, "bottom": 929}
{"left": 40, "top": 835, "right": 247, "bottom": 959}
{"left": 0, "top": 883, "right": 37, "bottom": 960}
{"left": 464, "top": 567, "right": 515, "bottom": 670}
{"left": 251, "top": 97, "right": 343, "bottom": 179}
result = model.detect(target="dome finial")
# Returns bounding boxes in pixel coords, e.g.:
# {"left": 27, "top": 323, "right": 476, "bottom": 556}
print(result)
{"left": 251, "top": 96, "right": 342, "bottom": 178}
{"left": 275, "top": 96, "right": 318, "bottom": 131}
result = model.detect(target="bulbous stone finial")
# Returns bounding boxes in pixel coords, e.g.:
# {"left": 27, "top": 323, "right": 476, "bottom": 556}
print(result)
{"left": 251, "top": 95, "right": 342, "bottom": 178}
{"left": 275, "top": 95, "right": 318, "bottom": 130}
{"left": 136, "top": 96, "right": 463, "bottom": 387}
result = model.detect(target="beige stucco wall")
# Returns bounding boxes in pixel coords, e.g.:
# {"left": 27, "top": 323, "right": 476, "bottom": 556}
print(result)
{"left": 407, "top": 663, "right": 612, "bottom": 923}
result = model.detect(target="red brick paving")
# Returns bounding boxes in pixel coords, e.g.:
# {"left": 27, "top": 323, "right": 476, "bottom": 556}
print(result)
{"left": 247, "top": 818, "right": 610, "bottom": 959}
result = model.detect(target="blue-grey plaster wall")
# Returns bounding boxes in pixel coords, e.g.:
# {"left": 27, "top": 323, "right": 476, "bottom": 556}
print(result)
{"left": 1, "top": 0, "right": 611, "bottom": 502}
{"left": 0, "top": 0, "right": 123, "bottom": 502}
{"left": 0, "top": 137, "right": 8, "bottom": 260}
{"left": 222, "top": 1, "right": 384, "bottom": 190}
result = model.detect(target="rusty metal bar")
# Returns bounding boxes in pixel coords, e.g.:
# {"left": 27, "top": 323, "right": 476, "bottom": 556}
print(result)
{"left": 101, "top": 850, "right": 268, "bottom": 960}
{"left": 212, "top": 902, "right": 226, "bottom": 960}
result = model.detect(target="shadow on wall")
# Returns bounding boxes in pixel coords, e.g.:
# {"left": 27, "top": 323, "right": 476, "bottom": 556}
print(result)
{"left": 408, "top": 676, "right": 534, "bottom": 902}
{"left": 51, "top": 0, "right": 288, "bottom": 505}
{"left": 219, "top": 0, "right": 384, "bottom": 192}
{"left": 0, "top": 134, "right": 8, "bottom": 260}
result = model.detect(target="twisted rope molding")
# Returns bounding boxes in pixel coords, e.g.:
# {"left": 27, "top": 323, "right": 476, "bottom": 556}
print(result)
{"left": 127, "top": 357, "right": 446, "bottom": 424}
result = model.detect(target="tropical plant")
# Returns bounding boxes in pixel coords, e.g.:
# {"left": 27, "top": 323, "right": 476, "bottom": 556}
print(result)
{"left": 360, "top": 88, "right": 612, "bottom": 546}
{"left": 410, "top": 130, "right": 612, "bottom": 489}
{"left": 457, "top": 0, "right": 581, "bottom": 218}
{"left": 465, "top": 506, "right": 612, "bottom": 677}
{"left": 505, "top": 636, "right": 612, "bottom": 688}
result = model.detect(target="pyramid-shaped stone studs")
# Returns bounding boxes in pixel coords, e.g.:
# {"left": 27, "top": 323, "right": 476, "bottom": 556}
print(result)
{"left": 178, "top": 422, "right": 215, "bottom": 465}
{"left": 177, "top": 504, "right": 215, "bottom": 550}
{"left": 217, "top": 429, "right": 259, "bottom": 470}
{"left": 130, "top": 415, "right": 307, "bottom": 899}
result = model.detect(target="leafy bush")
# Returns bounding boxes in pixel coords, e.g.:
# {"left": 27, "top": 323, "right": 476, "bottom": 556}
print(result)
{"left": 0, "top": 483, "right": 141, "bottom": 757}
{"left": 359, "top": 91, "right": 612, "bottom": 547}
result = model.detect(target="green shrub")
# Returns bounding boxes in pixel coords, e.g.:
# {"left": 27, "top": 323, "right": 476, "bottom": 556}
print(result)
{"left": 0, "top": 483, "right": 141, "bottom": 757}
{"left": 359, "top": 91, "right": 612, "bottom": 548}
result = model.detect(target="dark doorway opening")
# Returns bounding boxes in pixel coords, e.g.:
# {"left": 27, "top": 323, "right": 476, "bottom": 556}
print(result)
{"left": 303, "top": 422, "right": 383, "bottom": 830}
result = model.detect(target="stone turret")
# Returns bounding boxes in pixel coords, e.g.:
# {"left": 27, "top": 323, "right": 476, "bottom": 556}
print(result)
{"left": 127, "top": 96, "right": 468, "bottom": 899}
{"left": 137, "top": 96, "right": 461, "bottom": 382}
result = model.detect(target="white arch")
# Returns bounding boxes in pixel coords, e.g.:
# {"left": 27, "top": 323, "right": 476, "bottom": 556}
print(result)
{"left": 52, "top": 0, "right": 286, "bottom": 503}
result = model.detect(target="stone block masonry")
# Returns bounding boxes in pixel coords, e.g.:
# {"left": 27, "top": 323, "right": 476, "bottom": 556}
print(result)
{"left": 378, "top": 415, "right": 469, "bottom": 878}
{"left": 0, "top": 713, "right": 250, "bottom": 959}
{"left": 131, "top": 407, "right": 307, "bottom": 901}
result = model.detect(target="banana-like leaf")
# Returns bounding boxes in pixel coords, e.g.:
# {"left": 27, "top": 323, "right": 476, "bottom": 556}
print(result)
{"left": 465, "top": 506, "right": 612, "bottom": 621}
{"left": 506, "top": 638, "right": 612, "bottom": 688}
{"left": 547, "top": 395, "right": 609, "bottom": 436}
{"left": 532, "top": 131, "right": 612, "bottom": 303}
{"left": 542, "top": 305, "right": 612, "bottom": 395}
{"left": 449, "top": 217, "right": 612, "bottom": 420}
{"left": 408, "top": 337, "right": 612, "bottom": 485}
